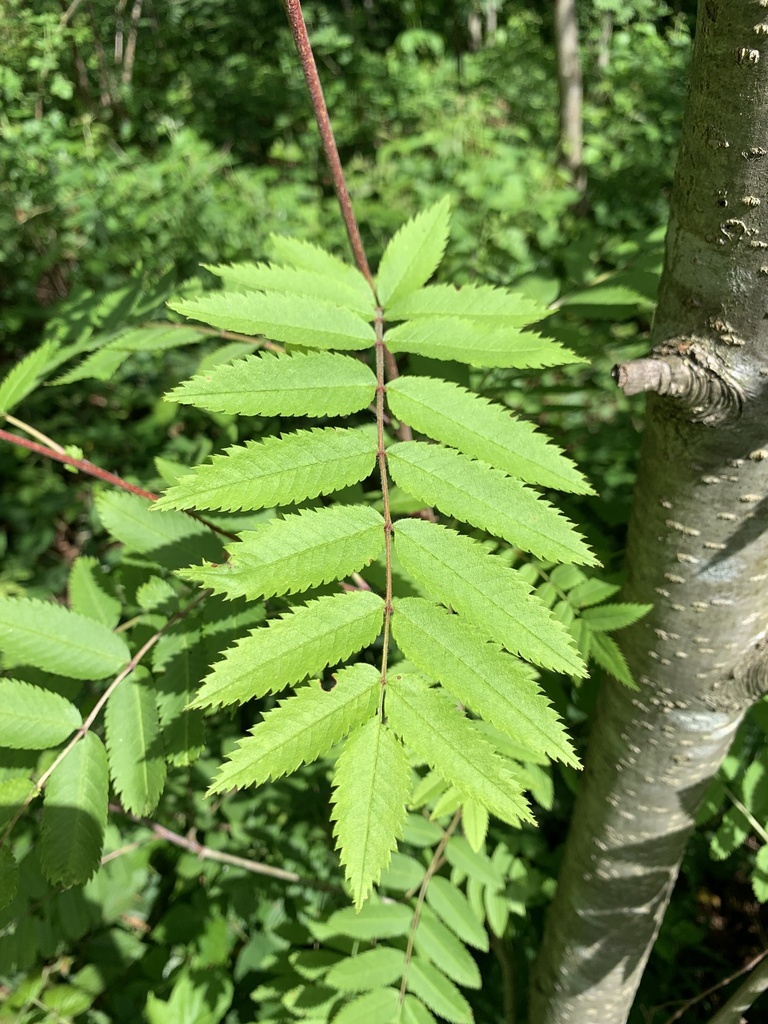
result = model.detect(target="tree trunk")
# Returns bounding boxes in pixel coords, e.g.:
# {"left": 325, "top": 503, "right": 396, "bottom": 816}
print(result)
{"left": 530, "top": 3, "right": 768, "bottom": 1022}
{"left": 553, "top": 0, "right": 585, "bottom": 192}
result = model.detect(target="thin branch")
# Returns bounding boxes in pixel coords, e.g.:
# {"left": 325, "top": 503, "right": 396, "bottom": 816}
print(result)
{"left": 663, "top": 947, "right": 768, "bottom": 1024}
{"left": 4, "top": 413, "right": 66, "bottom": 453}
{"left": 121, "top": 0, "right": 143, "bottom": 84}
{"left": 705, "top": 952, "right": 768, "bottom": 1024}
{"left": 399, "top": 810, "right": 463, "bottom": 1005}
{"left": 110, "top": 805, "right": 343, "bottom": 893}
{"left": 282, "top": 0, "right": 374, "bottom": 289}
{"left": 60, "top": 0, "right": 86, "bottom": 26}
{"left": 0, "top": 589, "right": 210, "bottom": 852}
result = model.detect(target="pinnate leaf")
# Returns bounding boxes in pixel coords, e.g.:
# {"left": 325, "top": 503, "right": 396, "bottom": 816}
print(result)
{"left": 386, "top": 375, "right": 592, "bottom": 494}
{"left": 413, "top": 906, "right": 481, "bottom": 988}
{"left": 209, "top": 664, "right": 380, "bottom": 793}
{"left": 332, "top": 718, "right": 412, "bottom": 908}
{"left": 105, "top": 669, "right": 166, "bottom": 815}
{"left": 155, "top": 427, "right": 377, "bottom": 513}
{"left": 191, "top": 590, "right": 385, "bottom": 710}
{"left": 167, "top": 351, "right": 377, "bottom": 417}
{"left": 377, "top": 196, "right": 451, "bottom": 307}
{"left": 387, "top": 673, "right": 532, "bottom": 827}
{"left": 0, "top": 597, "right": 129, "bottom": 680}
{"left": 386, "top": 317, "right": 584, "bottom": 369}
{"left": 393, "top": 598, "right": 577, "bottom": 767}
{"left": 55, "top": 326, "right": 204, "bottom": 385}
{"left": 325, "top": 947, "right": 405, "bottom": 993}
{"left": 183, "top": 505, "right": 385, "bottom": 601}
{"left": 168, "top": 291, "right": 375, "bottom": 350}
{"left": 425, "top": 876, "right": 488, "bottom": 951}
{"left": 388, "top": 441, "right": 595, "bottom": 565}
{"left": 0, "top": 339, "right": 59, "bottom": 415}
{"left": 0, "top": 678, "right": 82, "bottom": 749}
{"left": 581, "top": 602, "right": 652, "bottom": 632}
{"left": 41, "top": 732, "right": 108, "bottom": 886}
{"left": 204, "top": 261, "right": 375, "bottom": 318}
{"left": 406, "top": 957, "right": 474, "bottom": 1024}
{"left": 589, "top": 632, "right": 637, "bottom": 688}
{"left": 386, "top": 283, "right": 547, "bottom": 326}
{"left": 393, "top": 520, "right": 585, "bottom": 677}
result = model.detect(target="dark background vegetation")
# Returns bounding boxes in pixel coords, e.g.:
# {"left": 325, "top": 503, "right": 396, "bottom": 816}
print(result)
{"left": 4, "top": 2, "right": 765, "bottom": 1022}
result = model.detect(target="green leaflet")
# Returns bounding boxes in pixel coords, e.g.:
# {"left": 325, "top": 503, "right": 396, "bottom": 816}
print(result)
{"left": 589, "top": 631, "right": 637, "bottom": 688}
{"left": 152, "top": 629, "right": 206, "bottom": 767}
{"left": 385, "top": 317, "right": 584, "bottom": 369}
{"left": 0, "top": 339, "right": 59, "bottom": 415}
{"left": 331, "top": 718, "right": 412, "bottom": 908}
{"left": 0, "top": 847, "right": 17, "bottom": 913}
{"left": 268, "top": 234, "right": 373, "bottom": 305}
{"left": 209, "top": 664, "right": 380, "bottom": 793}
{"left": 68, "top": 556, "right": 121, "bottom": 629}
{"left": 105, "top": 669, "right": 166, "bottom": 815}
{"left": 385, "top": 283, "right": 547, "bottom": 326}
{"left": 386, "top": 672, "right": 532, "bottom": 828}
{"left": 323, "top": 899, "right": 413, "bottom": 940}
{"left": 55, "top": 326, "right": 204, "bottom": 385}
{"left": 392, "top": 598, "right": 578, "bottom": 768}
{"left": 203, "top": 261, "right": 375, "bottom": 319}
{"left": 41, "top": 732, "right": 109, "bottom": 887}
{"left": 403, "top": 995, "right": 439, "bottom": 1024}
{"left": 95, "top": 491, "right": 223, "bottom": 570}
{"left": 0, "top": 678, "right": 82, "bottom": 750}
{"left": 168, "top": 291, "right": 375, "bottom": 351}
{"left": 376, "top": 196, "right": 451, "bottom": 307}
{"left": 425, "top": 876, "right": 489, "bottom": 952}
{"left": 385, "top": 375, "right": 593, "bottom": 494}
{"left": 387, "top": 441, "right": 596, "bottom": 565}
{"left": 413, "top": 906, "right": 481, "bottom": 989}
{"left": 324, "top": 946, "right": 405, "bottom": 993}
{"left": 167, "top": 351, "right": 377, "bottom": 417}
{"left": 0, "top": 597, "right": 129, "bottom": 681}
{"left": 331, "top": 988, "right": 401, "bottom": 1024}
{"left": 407, "top": 956, "right": 474, "bottom": 1024}
{"left": 393, "top": 519, "right": 586, "bottom": 677}
{"left": 155, "top": 427, "right": 377, "bottom": 514}
{"left": 581, "top": 602, "right": 652, "bottom": 632}
{"left": 190, "top": 590, "right": 385, "bottom": 710}
{"left": 183, "top": 505, "right": 385, "bottom": 601}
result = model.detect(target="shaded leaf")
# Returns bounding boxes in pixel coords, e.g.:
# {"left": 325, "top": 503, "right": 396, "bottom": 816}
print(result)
{"left": 41, "top": 733, "right": 108, "bottom": 886}
{"left": 0, "top": 339, "right": 59, "bottom": 415}
{"left": 0, "top": 597, "right": 129, "bottom": 680}
{"left": 581, "top": 603, "right": 652, "bottom": 632}
{"left": 105, "top": 669, "right": 166, "bottom": 815}
{"left": 589, "top": 632, "right": 638, "bottom": 688}
{"left": 68, "top": 556, "right": 121, "bottom": 629}
{"left": 0, "top": 847, "right": 17, "bottom": 912}
{"left": 0, "top": 678, "right": 82, "bottom": 749}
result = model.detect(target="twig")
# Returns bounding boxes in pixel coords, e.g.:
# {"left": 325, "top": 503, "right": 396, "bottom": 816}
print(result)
{"left": 121, "top": 0, "right": 143, "bottom": 84}
{"left": 110, "top": 804, "right": 343, "bottom": 893}
{"left": 4, "top": 413, "right": 66, "bottom": 453}
{"left": 663, "top": 946, "right": 768, "bottom": 1024}
{"left": 282, "top": 0, "right": 374, "bottom": 289}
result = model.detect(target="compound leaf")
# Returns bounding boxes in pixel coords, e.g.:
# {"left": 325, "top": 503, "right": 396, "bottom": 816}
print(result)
{"left": 332, "top": 718, "right": 412, "bottom": 908}
{"left": 377, "top": 197, "right": 451, "bottom": 307}
{"left": 581, "top": 602, "right": 652, "bottom": 633}
{"left": 183, "top": 505, "right": 385, "bottom": 601}
{"left": 0, "top": 339, "right": 59, "bottom": 415}
{"left": 155, "top": 427, "right": 377, "bottom": 513}
{"left": 392, "top": 598, "right": 578, "bottom": 768}
{"left": 105, "top": 669, "right": 166, "bottom": 815}
{"left": 393, "top": 520, "right": 585, "bottom": 677}
{"left": 0, "top": 678, "right": 82, "bottom": 749}
{"left": 385, "top": 318, "right": 583, "bottom": 369}
{"left": 268, "top": 234, "right": 372, "bottom": 304}
{"left": 406, "top": 957, "right": 474, "bottom": 1024}
{"left": 386, "top": 376, "right": 592, "bottom": 494}
{"left": 0, "top": 597, "right": 129, "bottom": 681}
{"left": 169, "top": 291, "right": 375, "bottom": 351}
{"left": 167, "top": 351, "right": 377, "bottom": 417}
{"left": 425, "top": 876, "right": 489, "bottom": 951}
{"left": 191, "top": 590, "right": 384, "bottom": 710}
{"left": 209, "top": 664, "right": 379, "bottom": 793}
{"left": 387, "top": 441, "right": 595, "bottom": 565}
{"left": 413, "top": 906, "right": 481, "bottom": 989}
{"left": 387, "top": 673, "right": 532, "bottom": 827}
{"left": 589, "top": 632, "right": 637, "bottom": 688}
{"left": 41, "top": 732, "right": 108, "bottom": 887}
{"left": 325, "top": 947, "right": 405, "bottom": 993}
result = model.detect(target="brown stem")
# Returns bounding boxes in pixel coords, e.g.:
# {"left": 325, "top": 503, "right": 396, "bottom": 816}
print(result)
{"left": 121, "top": 0, "right": 142, "bottom": 84}
{"left": 282, "top": 0, "right": 374, "bottom": 290}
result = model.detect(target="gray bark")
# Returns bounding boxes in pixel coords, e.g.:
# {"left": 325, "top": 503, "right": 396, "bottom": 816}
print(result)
{"left": 530, "top": 3, "right": 768, "bottom": 1022}
{"left": 554, "top": 0, "right": 585, "bottom": 191}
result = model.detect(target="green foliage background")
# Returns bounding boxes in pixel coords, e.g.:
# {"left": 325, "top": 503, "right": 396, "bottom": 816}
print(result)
{"left": 4, "top": 2, "right": 766, "bottom": 1023}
